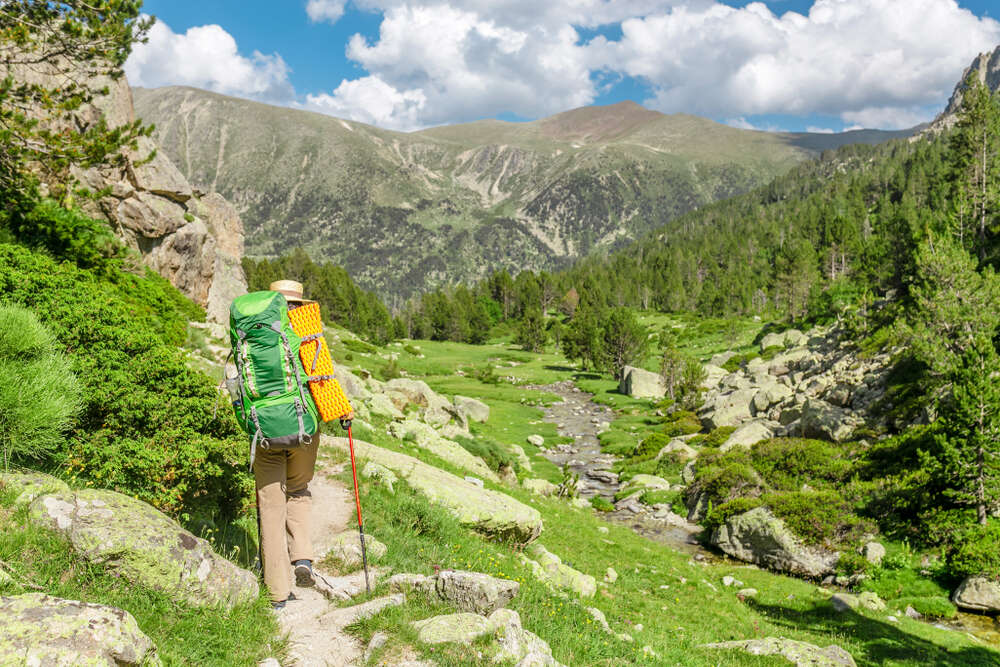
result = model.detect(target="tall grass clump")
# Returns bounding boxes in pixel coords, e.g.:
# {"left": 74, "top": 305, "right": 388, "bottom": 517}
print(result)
{"left": 0, "top": 304, "right": 82, "bottom": 469}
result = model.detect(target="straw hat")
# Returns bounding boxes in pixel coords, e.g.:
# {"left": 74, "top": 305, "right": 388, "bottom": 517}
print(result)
{"left": 269, "top": 279, "right": 316, "bottom": 304}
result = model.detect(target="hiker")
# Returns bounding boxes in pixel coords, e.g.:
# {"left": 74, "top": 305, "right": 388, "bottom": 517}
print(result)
{"left": 253, "top": 279, "right": 352, "bottom": 610}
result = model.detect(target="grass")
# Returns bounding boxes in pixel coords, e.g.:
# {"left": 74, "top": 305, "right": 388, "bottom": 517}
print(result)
{"left": 0, "top": 487, "right": 282, "bottom": 666}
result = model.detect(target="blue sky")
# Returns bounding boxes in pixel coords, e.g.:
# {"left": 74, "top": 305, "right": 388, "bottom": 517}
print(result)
{"left": 127, "top": 0, "right": 1000, "bottom": 133}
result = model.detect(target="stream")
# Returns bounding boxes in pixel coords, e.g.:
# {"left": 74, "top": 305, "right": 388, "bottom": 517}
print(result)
{"left": 526, "top": 380, "right": 707, "bottom": 557}
{"left": 527, "top": 380, "right": 1000, "bottom": 646}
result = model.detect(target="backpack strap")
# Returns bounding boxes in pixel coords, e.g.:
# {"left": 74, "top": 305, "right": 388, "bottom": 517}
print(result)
{"left": 272, "top": 321, "right": 311, "bottom": 445}
{"left": 300, "top": 333, "right": 323, "bottom": 373}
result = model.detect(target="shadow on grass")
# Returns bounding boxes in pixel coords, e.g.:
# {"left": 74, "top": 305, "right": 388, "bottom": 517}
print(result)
{"left": 571, "top": 372, "right": 603, "bottom": 381}
{"left": 543, "top": 365, "right": 576, "bottom": 372}
{"left": 748, "top": 599, "right": 1000, "bottom": 666}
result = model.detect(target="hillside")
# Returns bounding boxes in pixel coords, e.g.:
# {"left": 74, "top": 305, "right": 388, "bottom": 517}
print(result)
{"left": 132, "top": 87, "right": 912, "bottom": 303}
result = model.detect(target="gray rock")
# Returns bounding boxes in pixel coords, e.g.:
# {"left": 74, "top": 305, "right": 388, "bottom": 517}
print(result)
{"left": 454, "top": 396, "right": 490, "bottom": 423}
{"left": 0, "top": 593, "right": 161, "bottom": 666}
{"left": 411, "top": 612, "right": 493, "bottom": 645}
{"left": 702, "top": 637, "right": 856, "bottom": 667}
{"left": 0, "top": 471, "right": 69, "bottom": 507}
{"left": 366, "top": 393, "right": 405, "bottom": 420}
{"left": 953, "top": 575, "right": 1000, "bottom": 612}
{"left": 385, "top": 378, "right": 451, "bottom": 411}
{"left": 333, "top": 364, "right": 373, "bottom": 401}
{"left": 125, "top": 136, "right": 193, "bottom": 202}
{"left": 656, "top": 439, "right": 698, "bottom": 462}
{"left": 862, "top": 541, "right": 886, "bottom": 566}
{"left": 29, "top": 490, "right": 257, "bottom": 609}
{"left": 710, "top": 507, "right": 840, "bottom": 578}
{"left": 521, "top": 543, "right": 596, "bottom": 597}
{"left": 702, "top": 364, "right": 729, "bottom": 390}
{"left": 436, "top": 570, "right": 519, "bottom": 615}
{"left": 619, "top": 366, "right": 666, "bottom": 399}
{"left": 703, "top": 389, "right": 757, "bottom": 429}
{"left": 509, "top": 444, "right": 533, "bottom": 472}
{"left": 421, "top": 405, "right": 452, "bottom": 426}
{"left": 587, "top": 606, "right": 612, "bottom": 633}
{"left": 490, "top": 608, "right": 565, "bottom": 666}
{"left": 363, "top": 631, "right": 389, "bottom": 664}
{"left": 523, "top": 478, "right": 558, "bottom": 496}
{"left": 361, "top": 461, "right": 397, "bottom": 494}
{"left": 388, "top": 419, "right": 499, "bottom": 482}
{"left": 323, "top": 530, "right": 387, "bottom": 567}
{"left": 720, "top": 421, "right": 773, "bottom": 452}
{"left": 527, "top": 434, "right": 545, "bottom": 447}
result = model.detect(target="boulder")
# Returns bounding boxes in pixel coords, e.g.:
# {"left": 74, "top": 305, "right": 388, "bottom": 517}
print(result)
{"left": 0, "top": 593, "right": 161, "bottom": 666}
{"left": 360, "top": 461, "right": 397, "bottom": 494}
{"left": 28, "top": 490, "right": 257, "bottom": 608}
{"left": 656, "top": 439, "right": 697, "bottom": 462}
{"left": 527, "top": 435, "right": 545, "bottom": 448}
{"left": 323, "top": 530, "right": 387, "bottom": 566}
{"left": 702, "top": 389, "right": 757, "bottom": 429}
{"left": 862, "top": 542, "right": 886, "bottom": 566}
{"left": 509, "top": 444, "right": 533, "bottom": 472}
{"left": 436, "top": 570, "right": 519, "bottom": 615}
{"left": 523, "top": 478, "right": 558, "bottom": 496}
{"left": 710, "top": 507, "right": 839, "bottom": 578}
{"left": 709, "top": 351, "right": 736, "bottom": 367}
{"left": 753, "top": 384, "right": 793, "bottom": 412}
{"left": 831, "top": 591, "right": 885, "bottom": 613}
{"left": 367, "top": 393, "right": 405, "bottom": 420}
{"left": 702, "top": 364, "right": 729, "bottom": 390}
{"left": 703, "top": 637, "right": 856, "bottom": 667}
{"left": 521, "top": 543, "right": 596, "bottom": 598}
{"left": 385, "top": 378, "right": 451, "bottom": 411}
{"left": 760, "top": 332, "right": 787, "bottom": 352}
{"left": 388, "top": 419, "right": 499, "bottom": 482}
{"left": 624, "top": 474, "right": 671, "bottom": 492}
{"left": 768, "top": 349, "right": 812, "bottom": 376}
{"left": 324, "top": 436, "right": 543, "bottom": 545}
{"left": 454, "top": 396, "right": 490, "bottom": 423}
{"left": 411, "top": 612, "right": 493, "bottom": 645}
{"left": 332, "top": 364, "right": 372, "bottom": 401}
{"left": 801, "top": 400, "right": 856, "bottom": 442}
{"left": 125, "top": 136, "right": 193, "bottom": 202}
{"left": 953, "top": 575, "right": 1000, "bottom": 612}
{"left": 618, "top": 366, "right": 666, "bottom": 399}
{"left": 720, "top": 421, "right": 773, "bottom": 452}
{"left": 489, "top": 608, "right": 565, "bottom": 666}
{"left": 0, "top": 471, "right": 69, "bottom": 507}
{"left": 421, "top": 405, "right": 452, "bottom": 427}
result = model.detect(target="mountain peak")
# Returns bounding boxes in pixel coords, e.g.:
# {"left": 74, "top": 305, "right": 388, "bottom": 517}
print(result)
{"left": 535, "top": 100, "right": 664, "bottom": 143}
{"left": 932, "top": 44, "right": 1000, "bottom": 130}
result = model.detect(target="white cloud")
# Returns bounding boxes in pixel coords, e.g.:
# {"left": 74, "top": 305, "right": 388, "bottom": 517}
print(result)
{"left": 593, "top": 0, "right": 1000, "bottom": 129}
{"left": 725, "top": 116, "right": 758, "bottom": 130}
{"left": 306, "top": 0, "right": 348, "bottom": 24}
{"left": 305, "top": 76, "right": 426, "bottom": 130}
{"left": 124, "top": 19, "right": 294, "bottom": 102}
{"left": 806, "top": 126, "right": 834, "bottom": 134}
{"left": 840, "top": 105, "right": 938, "bottom": 130}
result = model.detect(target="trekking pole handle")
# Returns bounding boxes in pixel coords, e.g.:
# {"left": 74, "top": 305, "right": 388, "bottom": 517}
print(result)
{"left": 340, "top": 418, "right": 352, "bottom": 430}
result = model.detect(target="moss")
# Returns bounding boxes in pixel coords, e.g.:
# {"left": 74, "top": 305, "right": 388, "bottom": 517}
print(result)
{"left": 590, "top": 496, "right": 614, "bottom": 512}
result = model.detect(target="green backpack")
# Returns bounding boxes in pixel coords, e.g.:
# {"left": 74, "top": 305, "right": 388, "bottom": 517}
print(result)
{"left": 227, "top": 291, "right": 319, "bottom": 465}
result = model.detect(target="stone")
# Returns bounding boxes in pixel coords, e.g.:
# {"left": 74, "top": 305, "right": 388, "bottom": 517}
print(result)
{"left": 619, "top": 366, "right": 666, "bottom": 399}
{"left": 953, "top": 575, "right": 1000, "bottom": 612}
{"left": 702, "top": 364, "right": 729, "bottom": 390}
{"left": 361, "top": 461, "right": 397, "bottom": 494}
{"left": 905, "top": 605, "right": 923, "bottom": 619}
{"left": 710, "top": 507, "right": 840, "bottom": 578}
{"left": 624, "top": 474, "right": 672, "bottom": 493}
{"left": 702, "top": 637, "right": 856, "bottom": 667}
{"left": 385, "top": 378, "right": 451, "bottom": 411}
{"left": 768, "top": 349, "right": 812, "bottom": 376}
{"left": 760, "top": 332, "right": 787, "bottom": 351}
{"left": 737, "top": 588, "right": 758, "bottom": 598}
{"left": 523, "top": 478, "right": 558, "bottom": 496}
{"left": 720, "top": 421, "right": 773, "bottom": 452}
{"left": 587, "top": 606, "right": 612, "bottom": 634}
{"left": 436, "top": 570, "right": 519, "bottom": 615}
{"left": 0, "top": 471, "right": 69, "bottom": 507}
{"left": 859, "top": 591, "right": 886, "bottom": 611}
{"left": 521, "top": 543, "right": 596, "bottom": 598}
{"left": 709, "top": 352, "right": 736, "bottom": 367}
{"left": 831, "top": 591, "right": 887, "bottom": 613}
{"left": 29, "top": 490, "right": 257, "bottom": 609}
{"left": 387, "top": 573, "right": 436, "bottom": 595}
{"left": 411, "top": 612, "right": 493, "bottom": 645}
{"left": 454, "top": 395, "right": 490, "bottom": 423}
{"left": 388, "top": 419, "right": 498, "bottom": 482}
{"left": 862, "top": 541, "right": 886, "bottom": 566}
{"left": 681, "top": 461, "right": 697, "bottom": 485}
{"left": 604, "top": 567, "right": 618, "bottom": 584}
{"left": 527, "top": 435, "right": 545, "bottom": 447}
{"left": 656, "top": 439, "right": 697, "bottom": 462}
{"left": 363, "top": 631, "right": 389, "bottom": 664}
{"left": 702, "top": 389, "right": 757, "bottom": 429}
{"left": 324, "top": 530, "right": 388, "bottom": 567}
{"left": 0, "top": 593, "right": 161, "bottom": 666}
{"left": 324, "top": 436, "right": 543, "bottom": 545}
{"left": 125, "top": 136, "right": 193, "bottom": 202}
{"left": 367, "top": 393, "right": 405, "bottom": 420}
{"left": 801, "top": 400, "right": 856, "bottom": 442}
{"left": 509, "top": 444, "right": 533, "bottom": 472}
{"left": 490, "top": 608, "right": 565, "bottom": 666}
{"left": 421, "top": 405, "right": 452, "bottom": 426}
{"left": 332, "top": 364, "right": 373, "bottom": 401}
{"left": 464, "top": 476, "right": 484, "bottom": 488}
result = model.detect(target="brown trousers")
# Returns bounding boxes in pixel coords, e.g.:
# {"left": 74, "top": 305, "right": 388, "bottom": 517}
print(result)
{"left": 254, "top": 438, "right": 318, "bottom": 603}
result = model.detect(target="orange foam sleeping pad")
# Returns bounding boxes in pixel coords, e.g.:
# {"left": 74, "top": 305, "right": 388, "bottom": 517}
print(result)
{"left": 287, "top": 303, "right": 353, "bottom": 422}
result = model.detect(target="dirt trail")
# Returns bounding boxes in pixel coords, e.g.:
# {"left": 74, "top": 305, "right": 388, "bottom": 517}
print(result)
{"left": 275, "top": 464, "right": 402, "bottom": 667}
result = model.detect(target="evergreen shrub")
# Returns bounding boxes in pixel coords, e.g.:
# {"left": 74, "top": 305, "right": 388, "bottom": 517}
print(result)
{"left": 0, "top": 304, "right": 82, "bottom": 466}
{"left": 945, "top": 520, "right": 1000, "bottom": 579}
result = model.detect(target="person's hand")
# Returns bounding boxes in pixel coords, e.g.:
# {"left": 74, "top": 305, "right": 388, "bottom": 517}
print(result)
{"left": 344, "top": 410, "right": 354, "bottom": 421}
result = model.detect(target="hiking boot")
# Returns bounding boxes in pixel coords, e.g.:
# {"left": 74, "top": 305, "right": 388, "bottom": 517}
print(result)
{"left": 271, "top": 592, "right": 297, "bottom": 611}
{"left": 293, "top": 559, "right": 315, "bottom": 587}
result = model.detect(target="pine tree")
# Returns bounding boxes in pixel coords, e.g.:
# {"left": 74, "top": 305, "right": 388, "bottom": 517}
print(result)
{"left": 597, "top": 308, "right": 648, "bottom": 381}
{"left": 515, "top": 307, "right": 547, "bottom": 353}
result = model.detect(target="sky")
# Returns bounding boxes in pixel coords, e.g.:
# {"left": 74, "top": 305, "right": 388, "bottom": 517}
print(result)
{"left": 125, "top": 0, "right": 1000, "bottom": 134}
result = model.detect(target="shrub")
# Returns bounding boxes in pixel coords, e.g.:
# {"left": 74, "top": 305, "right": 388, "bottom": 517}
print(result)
{"left": 591, "top": 496, "right": 614, "bottom": 512}
{"left": 343, "top": 338, "right": 377, "bottom": 354}
{"left": 634, "top": 432, "right": 672, "bottom": 458}
{"left": 704, "top": 496, "right": 763, "bottom": 528}
{"left": 0, "top": 243, "right": 249, "bottom": 519}
{"left": 380, "top": 358, "right": 402, "bottom": 381}
{"left": 750, "top": 438, "right": 854, "bottom": 491}
{"left": 473, "top": 365, "right": 499, "bottom": 385}
{"left": 699, "top": 426, "right": 737, "bottom": 448}
{"left": 639, "top": 489, "right": 678, "bottom": 506}
{"left": 945, "top": 520, "right": 1000, "bottom": 579}
{"left": 687, "top": 449, "right": 764, "bottom": 509}
{"left": 766, "top": 490, "right": 875, "bottom": 547}
{"left": 453, "top": 435, "right": 514, "bottom": 473}
{"left": 0, "top": 304, "right": 82, "bottom": 466}
{"left": 660, "top": 410, "right": 701, "bottom": 437}
{"left": 403, "top": 344, "right": 421, "bottom": 356}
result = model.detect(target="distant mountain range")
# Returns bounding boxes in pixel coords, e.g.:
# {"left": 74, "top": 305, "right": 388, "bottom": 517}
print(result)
{"left": 132, "top": 87, "right": 915, "bottom": 303}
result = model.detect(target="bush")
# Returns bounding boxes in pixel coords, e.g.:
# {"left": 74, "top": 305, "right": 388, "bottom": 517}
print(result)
{"left": 454, "top": 435, "right": 514, "bottom": 473}
{"left": 766, "top": 490, "right": 874, "bottom": 548}
{"left": 750, "top": 438, "right": 854, "bottom": 491}
{"left": 634, "top": 432, "right": 671, "bottom": 458}
{"left": 686, "top": 449, "right": 764, "bottom": 508}
{"left": 704, "top": 496, "right": 763, "bottom": 528}
{"left": 0, "top": 243, "right": 249, "bottom": 519}
{"left": 403, "top": 344, "right": 421, "bottom": 356}
{"left": 343, "top": 338, "right": 377, "bottom": 354}
{"left": 380, "top": 358, "right": 402, "bottom": 381}
{"left": 945, "top": 520, "right": 1000, "bottom": 579}
{"left": 639, "top": 489, "right": 678, "bottom": 506}
{"left": 660, "top": 410, "right": 701, "bottom": 437}
{"left": 473, "top": 365, "right": 500, "bottom": 385}
{"left": 591, "top": 496, "right": 614, "bottom": 512}
{"left": 689, "top": 426, "right": 737, "bottom": 449}
{"left": 0, "top": 304, "right": 82, "bottom": 466}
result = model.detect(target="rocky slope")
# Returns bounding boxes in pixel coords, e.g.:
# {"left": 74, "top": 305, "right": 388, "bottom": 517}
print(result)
{"left": 928, "top": 43, "right": 1000, "bottom": 132}
{"left": 132, "top": 87, "right": 913, "bottom": 303}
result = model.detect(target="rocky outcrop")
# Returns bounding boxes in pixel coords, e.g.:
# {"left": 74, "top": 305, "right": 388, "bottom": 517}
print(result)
{"left": 521, "top": 543, "right": 596, "bottom": 598}
{"left": 454, "top": 395, "right": 490, "bottom": 423}
{"left": 10, "top": 58, "right": 246, "bottom": 323}
{"left": 323, "top": 530, "right": 388, "bottom": 568}
{"left": 389, "top": 570, "right": 519, "bottom": 615}
{"left": 702, "top": 637, "right": 856, "bottom": 667}
{"left": 0, "top": 593, "right": 160, "bottom": 666}
{"left": 619, "top": 366, "right": 666, "bottom": 399}
{"left": 324, "top": 435, "right": 543, "bottom": 545}
{"left": 388, "top": 418, "right": 499, "bottom": 482}
{"left": 0, "top": 471, "right": 69, "bottom": 507}
{"left": 953, "top": 575, "right": 1000, "bottom": 613}
{"left": 930, "top": 45, "right": 1000, "bottom": 133}
{"left": 411, "top": 609, "right": 565, "bottom": 665}
{"left": 28, "top": 489, "right": 258, "bottom": 609}
{"left": 710, "top": 507, "right": 840, "bottom": 578}
{"left": 698, "top": 324, "right": 891, "bottom": 441}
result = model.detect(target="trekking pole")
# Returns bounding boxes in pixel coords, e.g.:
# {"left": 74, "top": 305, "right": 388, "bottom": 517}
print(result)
{"left": 342, "top": 418, "right": 371, "bottom": 594}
